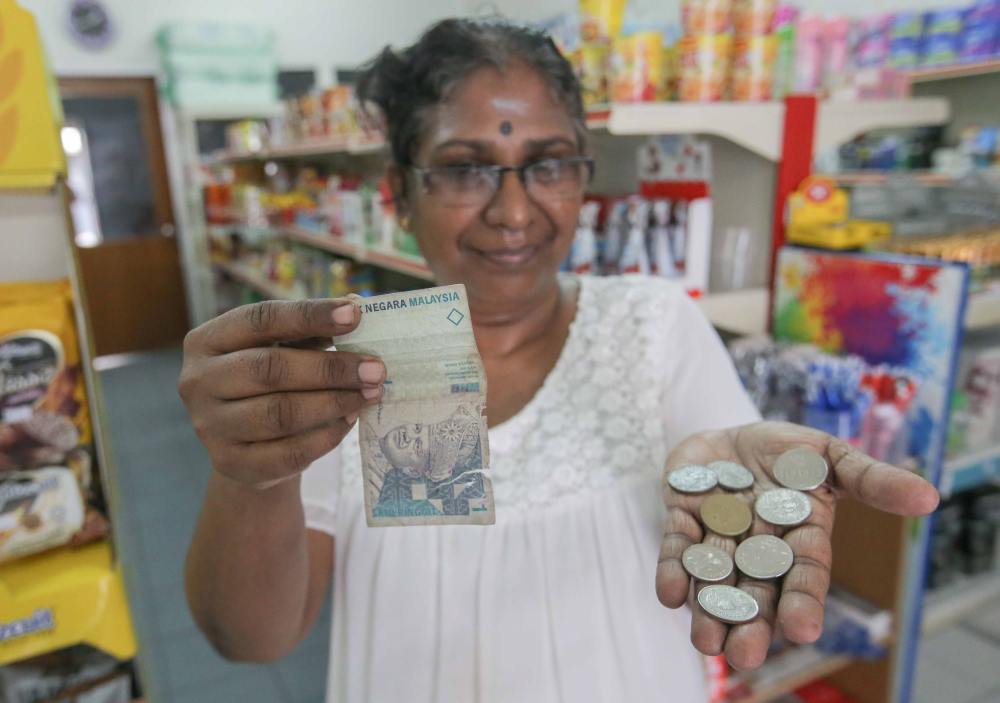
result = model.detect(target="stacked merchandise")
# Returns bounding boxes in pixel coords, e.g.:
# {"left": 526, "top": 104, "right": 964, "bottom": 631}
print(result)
{"left": 927, "top": 486, "right": 1000, "bottom": 590}
{"left": 0, "top": 280, "right": 107, "bottom": 567}
{"left": 540, "top": 0, "right": 1000, "bottom": 107}
{"left": 948, "top": 332, "right": 1000, "bottom": 461}
{"left": 566, "top": 136, "right": 713, "bottom": 296}
{"left": 157, "top": 23, "right": 278, "bottom": 108}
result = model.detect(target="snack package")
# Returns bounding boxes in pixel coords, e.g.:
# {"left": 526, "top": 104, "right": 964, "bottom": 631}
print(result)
{"left": 679, "top": 34, "right": 733, "bottom": 101}
{"left": 574, "top": 43, "right": 611, "bottom": 107}
{"left": 579, "top": 0, "right": 627, "bottom": 43}
{"left": 683, "top": 0, "right": 734, "bottom": 35}
{"left": 610, "top": 32, "right": 664, "bottom": 102}
{"left": 0, "top": 467, "right": 85, "bottom": 564}
{"left": 732, "top": 34, "right": 777, "bottom": 100}
{"left": 0, "top": 281, "right": 93, "bottom": 483}
{"left": 733, "top": 0, "right": 776, "bottom": 36}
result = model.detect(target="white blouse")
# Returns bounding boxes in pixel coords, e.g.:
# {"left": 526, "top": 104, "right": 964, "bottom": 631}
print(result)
{"left": 300, "top": 275, "right": 761, "bottom": 703}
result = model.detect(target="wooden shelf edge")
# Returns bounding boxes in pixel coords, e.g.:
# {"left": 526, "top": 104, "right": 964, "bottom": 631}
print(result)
{"left": 908, "top": 59, "right": 1000, "bottom": 83}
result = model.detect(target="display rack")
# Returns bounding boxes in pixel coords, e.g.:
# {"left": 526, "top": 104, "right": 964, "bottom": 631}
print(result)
{"left": 907, "top": 59, "right": 1000, "bottom": 84}
{"left": 922, "top": 571, "right": 1000, "bottom": 635}
{"left": 0, "top": 0, "right": 137, "bottom": 674}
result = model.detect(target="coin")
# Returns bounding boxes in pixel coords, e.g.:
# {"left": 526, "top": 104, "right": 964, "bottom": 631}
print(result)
{"left": 700, "top": 494, "right": 753, "bottom": 536}
{"left": 735, "top": 535, "right": 795, "bottom": 579}
{"left": 773, "top": 447, "right": 829, "bottom": 491}
{"left": 709, "top": 460, "right": 755, "bottom": 491}
{"left": 754, "top": 488, "right": 812, "bottom": 526}
{"left": 697, "top": 585, "right": 760, "bottom": 624}
{"left": 682, "top": 543, "right": 734, "bottom": 582}
{"left": 667, "top": 464, "right": 718, "bottom": 494}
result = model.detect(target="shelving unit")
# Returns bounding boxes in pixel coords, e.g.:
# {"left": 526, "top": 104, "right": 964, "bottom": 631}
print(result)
{"left": 907, "top": 59, "right": 1000, "bottom": 84}
{"left": 939, "top": 444, "right": 1000, "bottom": 499}
{"left": 213, "top": 259, "right": 299, "bottom": 301}
{"left": 923, "top": 572, "right": 1000, "bottom": 635}
{"left": 281, "top": 225, "right": 435, "bottom": 281}
{"left": 730, "top": 646, "right": 858, "bottom": 703}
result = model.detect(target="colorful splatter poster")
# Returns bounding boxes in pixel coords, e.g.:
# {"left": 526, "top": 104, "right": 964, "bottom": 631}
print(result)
{"left": 772, "top": 246, "right": 969, "bottom": 480}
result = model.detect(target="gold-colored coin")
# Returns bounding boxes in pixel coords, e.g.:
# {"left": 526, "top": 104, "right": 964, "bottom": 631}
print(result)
{"left": 699, "top": 494, "right": 753, "bottom": 537}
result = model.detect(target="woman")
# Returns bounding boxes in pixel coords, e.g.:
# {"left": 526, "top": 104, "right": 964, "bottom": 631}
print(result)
{"left": 180, "top": 18, "right": 939, "bottom": 702}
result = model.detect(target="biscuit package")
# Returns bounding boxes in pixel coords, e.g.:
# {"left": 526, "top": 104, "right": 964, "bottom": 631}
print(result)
{"left": 0, "top": 467, "right": 85, "bottom": 564}
{"left": 0, "top": 280, "right": 93, "bottom": 485}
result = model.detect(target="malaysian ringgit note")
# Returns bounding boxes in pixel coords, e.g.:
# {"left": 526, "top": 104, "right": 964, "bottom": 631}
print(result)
{"left": 333, "top": 285, "right": 494, "bottom": 527}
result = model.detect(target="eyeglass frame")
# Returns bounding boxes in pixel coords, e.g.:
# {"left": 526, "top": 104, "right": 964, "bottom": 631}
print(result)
{"left": 408, "top": 156, "right": 596, "bottom": 205}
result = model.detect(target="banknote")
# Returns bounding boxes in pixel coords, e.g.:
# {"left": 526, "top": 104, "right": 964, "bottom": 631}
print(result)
{"left": 333, "top": 284, "right": 494, "bottom": 527}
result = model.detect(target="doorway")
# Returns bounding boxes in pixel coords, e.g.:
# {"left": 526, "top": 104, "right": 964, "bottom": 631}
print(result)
{"left": 58, "top": 77, "right": 190, "bottom": 357}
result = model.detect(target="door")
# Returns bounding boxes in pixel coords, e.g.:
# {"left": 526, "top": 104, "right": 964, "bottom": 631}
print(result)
{"left": 58, "top": 77, "right": 189, "bottom": 357}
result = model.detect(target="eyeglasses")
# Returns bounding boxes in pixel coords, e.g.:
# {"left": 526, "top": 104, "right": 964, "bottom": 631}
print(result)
{"left": 411, "top": 156, "right": 595, "bottom": 208}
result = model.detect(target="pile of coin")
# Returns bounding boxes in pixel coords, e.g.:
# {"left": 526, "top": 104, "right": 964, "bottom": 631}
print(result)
{"left": 666, "top": 447, "right": 830, "bottom": 625}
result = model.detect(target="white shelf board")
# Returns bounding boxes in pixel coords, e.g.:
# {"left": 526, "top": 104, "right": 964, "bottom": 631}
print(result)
{"left": 814, "top": 98, "right": 951, "bottom": 155}
{"left": 923, "top": 572, "right": 1000, "bottom": 635}
{"left": 213, "top": 260, "right": 297, "bottom": 301}
{"left": 966, "top": 289, "right": 1000, "bottom": 330}
{"left": 697, "top": 287, "right": 770, "bottom": 336}
{"left": 940, "top": 443, "right": 1000, "bottom": 498}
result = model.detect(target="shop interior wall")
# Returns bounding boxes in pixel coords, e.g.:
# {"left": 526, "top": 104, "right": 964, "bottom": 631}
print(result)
{"left": 20, "top": 0, "right": 465, "bottom": 82}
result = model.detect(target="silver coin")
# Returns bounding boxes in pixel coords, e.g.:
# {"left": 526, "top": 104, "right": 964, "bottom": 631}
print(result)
{"left": 667, "top": 464, "right": 718, "bottom": 494}
{"left": 697, "top": 585, "right": 760, "bottom": 624}
{"left": 735, "top": 535, "right": 795, "bottom": 579}
{"left": 708, "top": 460, "right": 755, "bottom": 491}
{"left": 755, "top": 488, "right": 813, "bottom": 526}
{"left": 682, "top": 543, "right": 734, "bottom": 582}
{"left": 773, "top": 447, "right": 829, "bottom": 491}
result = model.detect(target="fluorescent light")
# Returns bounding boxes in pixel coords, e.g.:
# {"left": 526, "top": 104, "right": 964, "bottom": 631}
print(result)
{"left": 61, "top": 126, "right": 83, "bottom": 156}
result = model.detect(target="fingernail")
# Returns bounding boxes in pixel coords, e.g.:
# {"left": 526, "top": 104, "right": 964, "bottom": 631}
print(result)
{"left": 332, "top": 304, "right": 356, "bottom": 325}
{"left": 361, "top": 385, "right": 382, "bottom": 400}
{"left": 346, "top": 412, "right": 359, "bottom": 425}
{"left": 358, "top": 361, "right": 384, "bottom": 384}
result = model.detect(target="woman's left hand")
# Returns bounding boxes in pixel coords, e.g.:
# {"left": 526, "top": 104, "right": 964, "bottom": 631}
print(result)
{"left": 655, "top": 421, "right": 940, "bottom": 671}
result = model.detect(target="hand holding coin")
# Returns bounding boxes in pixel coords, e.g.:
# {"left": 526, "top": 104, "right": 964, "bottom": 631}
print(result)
{"left": 656, "top": 421, "right": 940, "bottom": 671}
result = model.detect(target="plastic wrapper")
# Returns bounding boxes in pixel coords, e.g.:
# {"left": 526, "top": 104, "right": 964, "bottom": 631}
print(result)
{"left": 574, "top": 43, "right": 610, "bottom": 107}
{"left": 732, "top": 34, "right": 776, "bottom": 100}
{"left": 0, "top": 467, "right": 85, "bottom": 564}
{"left": 579, "top": 0, "right": 626, "bottom": 43}
{"left": 679, "top": 34, "right": 733, "bottom": 101}
{"left": 610, "top": 32, "right": 664, "bottom": 102}
{"left": 682, "top": 0, "right": 734, "bottom": 35}
{"left": 733, "top": 0, "right": 776, "bottom": 36}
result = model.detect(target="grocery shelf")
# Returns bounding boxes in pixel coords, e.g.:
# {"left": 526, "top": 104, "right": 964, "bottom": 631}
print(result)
{"left": 0, "top": 541, "right": 137, "bottom": 665}
{"left": 922, "top": 571, "right": 1000, "bottom": 635}
{"left": 940, "top": 443, "right": 1000, "bottom": 498}
{"left": 278, "top": 225, "right": 436, "bottom": 282}
{"left": 697, "top": 287, "right": 769, "bottom": 336}
{"left": 907, "top": 59, "right": 1000, "bottom": 84}
{"left": 594, "top": 98, "right": 950, "bottom": 161}
{"left": 727, "top": 645, "right": 856, "bottom": 703}
{"left": 212, "top": 260, "right": 298, "bottom": 300}
{"left": 966, "top": 289, "right": 1000, "bottom": 330}
{"left": 205, "top": 137, "right": 385, "bottom": 165}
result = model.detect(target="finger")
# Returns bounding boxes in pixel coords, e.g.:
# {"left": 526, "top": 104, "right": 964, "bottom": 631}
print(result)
{"left": 656, "top": 505, "right": 705, "bottom": 608}
{"left": 187, "top": 299, "right": 360, "bottom": 355}
{"left": 827, "top": 438, "right": 939, "bottom": 516}
{"left": 688, "top": 532, "right": 736, "bottom": 656}
{"left": 212, "top": 389, "right": 376, "bottom": 442}
{"left": 211, "top": 348, "right": 385, "bottom": 399}
{"left": 723, "top": 579, "right": 779, "bottom": 671}
{"left": 777, "top": 523, "right": 833, "bottom": 645}
{"left": 215, "top": 420, "right": 354, "bottom": 486}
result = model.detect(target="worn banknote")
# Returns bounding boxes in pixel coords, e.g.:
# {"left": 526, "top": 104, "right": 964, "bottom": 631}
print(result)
{"left": 333, "top": 284, "right": 494, "bottom": 526}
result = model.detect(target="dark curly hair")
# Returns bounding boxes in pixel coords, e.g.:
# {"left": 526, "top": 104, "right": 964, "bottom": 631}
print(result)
{"left": 356, "top": 18, "right": 587, "bottom": 173}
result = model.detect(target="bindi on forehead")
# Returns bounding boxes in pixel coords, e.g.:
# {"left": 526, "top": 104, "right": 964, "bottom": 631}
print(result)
{"left": 499, "top": 120, "right": 513, "bottom": 136}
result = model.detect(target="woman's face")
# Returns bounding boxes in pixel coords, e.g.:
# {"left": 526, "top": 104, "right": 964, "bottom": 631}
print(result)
{"left": 402, "top": 62, "right": 585, "bottom": 306}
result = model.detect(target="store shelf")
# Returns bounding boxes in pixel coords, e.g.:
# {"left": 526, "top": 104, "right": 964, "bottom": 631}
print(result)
{"left": 907, "top": 59, "right": 1000, "bottom": 84}
{"left": 212, "top": 260, "right": 297, "bottom": 300}
{"left": 0, "top": 541, "right": 137, "bottom": 665}
{"left": 966, "top": 289, "right": 1000, "bottom": 330}
{"left": 726, "top": 645, "right": 856, "bottom": 703}
{"left": 279, "top": 225, "right": 436, "bottom": 282}
{"left": 922, "top": 571, "right": 1000, "bottom": 635}
{"left": 940, "top": 443, "right": 1000, "bottom": 498}
{"left": 595, "top": 98, "right": 950, "bottom": 161}
{"left": 205, "top": 137, "right": 385, "bottom": 165}
{"left": 697, "top": 287, "right": 770, "bottom": 336}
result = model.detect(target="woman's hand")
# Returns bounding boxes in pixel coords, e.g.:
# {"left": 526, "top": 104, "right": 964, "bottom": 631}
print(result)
{"left": 178, "top": 299, "right": 385, "bottom": 489}
{"left": 655, "top": 421, "right": 939, "bottom": 670}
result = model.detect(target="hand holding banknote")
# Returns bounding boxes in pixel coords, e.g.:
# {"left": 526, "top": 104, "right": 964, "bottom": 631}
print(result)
{"left": 178, "top": 299, "right": 385, "bottom": 489}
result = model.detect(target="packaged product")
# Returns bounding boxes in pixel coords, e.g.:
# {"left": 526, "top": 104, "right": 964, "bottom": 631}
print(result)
{"left": 679, "top": 34, "right": 733, "bottom": 101}
{"left": 574, "top": 43, "right": 611, "bottom": 107}
{"left": 682, "top": 0, "right": 734, "bottom": 35}
{"left": 579, "top": 0, "right": 626, "bottom": 43}
{"left": 854, "top": 15, "right": 892, "bottom": 69}
{"left": 733, "top": 0, "right": 776, "bottom": 36}
{"left": 823, "top": 17, "right": 853, "bottom": 93}
{"left": 570, "top": 201, "right": 601, "bottom": 274}
{"left": 0, "top": 467, "right": 85, "bottom": 564}
{"left": 0, "top": 281, "right": 92, "bottom": 484}
{"left": 732, "top": 34, "right": 777, "bottom": 100}
{"left": 793, "top": 13, "right": 825, "bottom": 93}
{"left": 771, "top": 4, "right": 798, "bottom": 98}
{"left": 610, "top": 32, "right": 664, "bottom": 102}
{"left": 619, "top": 199, "right": 651, "bottom": 275}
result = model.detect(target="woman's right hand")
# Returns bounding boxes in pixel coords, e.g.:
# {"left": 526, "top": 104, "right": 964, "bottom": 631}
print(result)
{"left": 178, "top": 298, "right": 384, "bottom": 489}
